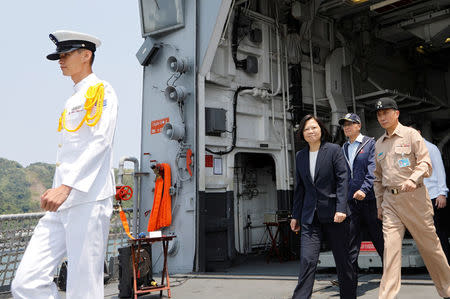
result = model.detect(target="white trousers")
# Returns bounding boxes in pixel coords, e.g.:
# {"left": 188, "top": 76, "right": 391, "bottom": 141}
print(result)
{"left": 11, "top": 198, "right": 113, "bottom": 299}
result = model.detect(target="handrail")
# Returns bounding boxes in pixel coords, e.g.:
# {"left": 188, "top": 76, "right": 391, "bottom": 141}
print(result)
{"left": 0, "top": 208, "right": 133, "bottom": 289}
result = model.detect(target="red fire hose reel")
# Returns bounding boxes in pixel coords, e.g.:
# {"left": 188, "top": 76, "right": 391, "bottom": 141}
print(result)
{"left": 115, "top": 185, "right": 133, "bottom": 201}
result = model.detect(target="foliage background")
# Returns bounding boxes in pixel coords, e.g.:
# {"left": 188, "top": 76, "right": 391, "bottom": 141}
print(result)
{"left": 0, "top": 158, "right": 134, "bottom": 215}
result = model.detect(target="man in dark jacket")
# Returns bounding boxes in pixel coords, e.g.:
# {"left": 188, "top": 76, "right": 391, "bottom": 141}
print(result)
{"left": 339, "top": 113, "right": 384, "bottom": 292}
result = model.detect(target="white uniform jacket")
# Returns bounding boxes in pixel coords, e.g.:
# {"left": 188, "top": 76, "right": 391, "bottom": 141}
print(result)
{"left": 54, "top": 73, "right": 118, "bottom": 210}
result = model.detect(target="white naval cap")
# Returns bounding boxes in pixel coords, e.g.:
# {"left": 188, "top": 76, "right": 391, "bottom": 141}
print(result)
{"left": 46, "top": 30, "right": 101, "bottom": 60}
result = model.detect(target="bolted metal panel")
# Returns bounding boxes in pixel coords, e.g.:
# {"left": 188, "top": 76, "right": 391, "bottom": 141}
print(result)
{"left": 139, "top": 0, "right": 197, "bottom": 274}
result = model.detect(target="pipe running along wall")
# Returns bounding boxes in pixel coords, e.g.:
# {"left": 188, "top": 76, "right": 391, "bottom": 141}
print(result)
{"left": 118, "top": 156, "right": 140, "bottom": 236}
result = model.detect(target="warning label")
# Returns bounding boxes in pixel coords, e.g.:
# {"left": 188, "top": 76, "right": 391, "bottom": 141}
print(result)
{"left": 360, "top": 241, "right": 376, "bottom": 252}
{"left": 151, "top": 117, "right": 170, "bottom": 134}
{"left": 205, "top": 155, "right": 213, "bottom": 167}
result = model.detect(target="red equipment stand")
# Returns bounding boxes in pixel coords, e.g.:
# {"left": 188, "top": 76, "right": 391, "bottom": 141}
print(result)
{"left": 264, "top": 221, "right": 290, "bottom": 263}
{"left": 129, "top": 235, "right": 176, "bottom": 298}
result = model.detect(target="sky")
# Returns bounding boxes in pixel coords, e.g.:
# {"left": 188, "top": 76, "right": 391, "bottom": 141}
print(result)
{"left": 0, "top": 1, "right": 143, "bottom": 168}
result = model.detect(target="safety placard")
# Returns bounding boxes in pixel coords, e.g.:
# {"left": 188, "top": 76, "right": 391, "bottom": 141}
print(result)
{"left": 213, "top": 157, "right": 222, "bottom": 175}
{"left": 205, "top": 155, "right": 213, "bottom": 167}
{"left": 151, "top": 117, "right": 170, "bottom": 134}
{"left": 360, "top": 241, "right": 376, "bottom": 252}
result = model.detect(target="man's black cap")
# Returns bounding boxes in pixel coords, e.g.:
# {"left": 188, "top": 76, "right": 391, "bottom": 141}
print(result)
{"left": 375, "top": 97, "right": 398, "bottom": 111}
{"left": 338, "top": 113, "right": 361, "bottom": 125}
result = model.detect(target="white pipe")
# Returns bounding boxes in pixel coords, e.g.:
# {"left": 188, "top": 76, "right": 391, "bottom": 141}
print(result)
{"left": 242, "top": 7, "right": 275, "bottom": 25}
{"left": 266, "top": 23, "right": 282, "bottom": 148}
{"left": 198, "top": 75, "right": 206, "bottom": 191}
{"left": 290, "top": 126, "right": 297, "bottom": 194}
{"left": 271, "top": 97, "right": 276, "bottom": 128}
{"left": 309, "top": 28, "right": 317, "bottom": 117}
{"left": 283, "top": 26, "right": 290, "bottom": 190}
{"left": 280, "top": 42, "right": 288, "bottom": 190}
{"left": 284, "top": 25, "right": 290, "bottom": 110}
{"left": 350, "top": 65, "right": 356, "bottom": 113}
{"left": 268, "top": 25, "right": 282, "bottom": 97}
{"left": 238, "top": 89, "right": 253, "bottom": 95}
{"left": 281, "top": 39, "right": 289, "bottom": 190}
{"left": 254, "top": 23, "right": 278, "bottom": 134}
{"left": 118, "top": 156, "right": 139, "bottom": 236}
{"left": 269, "top": 25, "right": 273, "bottom": 94}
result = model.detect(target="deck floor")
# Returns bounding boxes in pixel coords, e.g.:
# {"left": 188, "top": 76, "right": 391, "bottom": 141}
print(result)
{"left": 1, "top": 255, "right": 443, "bottom": 299}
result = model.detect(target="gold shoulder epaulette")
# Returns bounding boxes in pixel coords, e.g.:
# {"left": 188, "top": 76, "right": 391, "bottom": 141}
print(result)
{"left": 58, "top": 83, "right": 104, "bottom": 132}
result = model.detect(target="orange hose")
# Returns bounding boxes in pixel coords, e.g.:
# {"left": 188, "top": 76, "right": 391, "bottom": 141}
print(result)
{"left": 147, "top": 163, "right": 172, "bottom": 231}
{"left": 119, "top": 207, "right": 135, "bottom": 240}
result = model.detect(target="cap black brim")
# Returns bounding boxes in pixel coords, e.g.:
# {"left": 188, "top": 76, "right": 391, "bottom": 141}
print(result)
{"left": 46, "top": 47, "right": 80, "bottom": 60}
{"left": 339, "top": 118, "right": 361, "bottom": 125}
{"left": 339, "top": 118, "right": 352, "bottom": 125}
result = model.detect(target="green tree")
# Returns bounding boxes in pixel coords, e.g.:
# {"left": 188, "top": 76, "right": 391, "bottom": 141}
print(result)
{"left": 0, "top": 157, "right": 136, "bottom": 215}
{"left": 0, "top": 158, "right": 34, "bottom": 214}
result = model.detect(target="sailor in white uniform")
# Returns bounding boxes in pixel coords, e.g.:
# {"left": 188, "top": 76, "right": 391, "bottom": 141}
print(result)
{"left": 12, "top": 30, "right": 118, "bottom": 299}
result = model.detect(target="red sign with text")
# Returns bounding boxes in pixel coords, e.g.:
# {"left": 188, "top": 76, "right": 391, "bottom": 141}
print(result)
{"left": 205, "top": 155, "right": 213, "bottom": 167}
{"left": 151, "top": 117, "right": 169, "bottom": 135}
{"left": 360, "top": 241, "right": 376, "bottom": 252}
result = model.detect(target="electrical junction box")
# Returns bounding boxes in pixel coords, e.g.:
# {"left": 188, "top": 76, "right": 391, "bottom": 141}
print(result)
{"left": 136, "top": 38, "right": 161, "bottom": 66}
{"left": 244, "top": 55, "right": 258, "bottom": 74}
{"left": 205, "top": 108, "right": 226, "bottom": 136}
{"left": 250, "top": 28, "right": 262, "bottom": 43}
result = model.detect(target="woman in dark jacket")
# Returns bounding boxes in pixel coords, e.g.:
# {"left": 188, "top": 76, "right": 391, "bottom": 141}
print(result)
{"left": 290, "top": 114, "right": 355, "bottom": 299}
